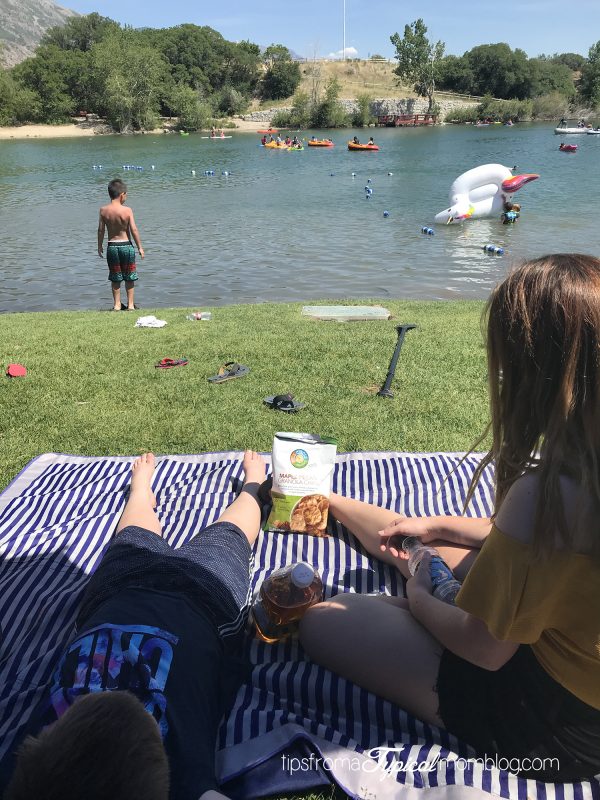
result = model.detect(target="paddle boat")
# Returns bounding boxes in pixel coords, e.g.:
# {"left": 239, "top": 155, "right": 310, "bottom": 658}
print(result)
{"left": 308, "top": 139, "right": 334, "bottom": 147}
{"left": 554, "top": 126, "right": 590, "bottom": 134}
{"left": 559, "top": 143, "right": 578, "bottom": 152}
{"left": 348, "top": 141, "right": 379, "bottom": 151}
{"left": 434, "top": 163, "right": 539, "bottom": 225}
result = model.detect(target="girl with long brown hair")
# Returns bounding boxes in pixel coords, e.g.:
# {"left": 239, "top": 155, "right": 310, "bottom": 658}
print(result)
{"left": 300, "top": 254, "right": 600, "bottom": 781}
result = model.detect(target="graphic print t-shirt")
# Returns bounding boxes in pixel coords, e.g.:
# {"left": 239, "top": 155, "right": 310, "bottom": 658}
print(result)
{"left": 38, "top": 587, "right": 236, "bottom": 800}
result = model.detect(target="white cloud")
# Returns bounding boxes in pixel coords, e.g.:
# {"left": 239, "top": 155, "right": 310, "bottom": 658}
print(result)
{"left": 327, "top": 46, "right": 358, "bottom": 59}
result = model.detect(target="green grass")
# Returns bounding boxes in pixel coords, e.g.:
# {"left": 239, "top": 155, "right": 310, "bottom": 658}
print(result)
{"left": 0, "top": 300, "right": 490, "bottom": 491}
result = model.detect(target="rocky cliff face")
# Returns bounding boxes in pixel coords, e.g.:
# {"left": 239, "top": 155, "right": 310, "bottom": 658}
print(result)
{"left": 0, "top": 0, "right": 76, "bottom": 67}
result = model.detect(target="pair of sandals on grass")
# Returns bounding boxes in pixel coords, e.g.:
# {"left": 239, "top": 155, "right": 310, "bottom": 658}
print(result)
{"left": 155, "top": 359, "right": 305, "bottom": 413}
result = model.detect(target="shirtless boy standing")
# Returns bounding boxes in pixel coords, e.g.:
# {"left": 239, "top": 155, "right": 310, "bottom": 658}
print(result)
{"left": 98, "top": 179, "right": 145, "bottom": 311}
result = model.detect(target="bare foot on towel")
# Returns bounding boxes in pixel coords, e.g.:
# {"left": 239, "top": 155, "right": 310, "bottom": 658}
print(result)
{"left": 116, "top": 453, "right": 162, "bottom": 537}
{"left": 242, "top": 449, "right": 267, "bottom": 487}
{"left": 130, "top": 452, "right": 157, "bottom": 508}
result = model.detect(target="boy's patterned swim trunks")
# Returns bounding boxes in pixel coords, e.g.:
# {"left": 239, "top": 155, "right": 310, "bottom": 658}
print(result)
{"left": 107, "top": 241, "right": 138, "bottom": 282}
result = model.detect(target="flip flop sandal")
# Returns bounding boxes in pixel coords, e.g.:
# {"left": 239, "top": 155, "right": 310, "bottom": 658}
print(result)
{"left": 155, "top": 358, "right": 188, "bottom": 369}
{"left": 6, "top": 363, "right": 27, "bottom": 378}
{"left": 264, "top": 394, "right": 306, "bottom": 412}
{"left": 208, "top": 362, "right": 250, "bottom": 383}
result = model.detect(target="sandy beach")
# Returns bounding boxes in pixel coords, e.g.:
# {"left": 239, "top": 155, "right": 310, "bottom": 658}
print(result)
{"left": 0, "top": 123, "right": 112, "bottom": 140}
{"left": 0, "top": 118, "right": 265, "bottom": 141}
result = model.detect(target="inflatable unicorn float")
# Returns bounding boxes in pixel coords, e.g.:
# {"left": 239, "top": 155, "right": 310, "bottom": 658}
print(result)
{"left": 435, "top": 164, "right": 539, "bottom": 224}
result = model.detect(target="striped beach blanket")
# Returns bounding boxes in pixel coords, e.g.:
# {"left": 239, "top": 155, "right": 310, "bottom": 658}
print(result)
{"left": 0, "top": 452, "right": 598, "bottom": 800}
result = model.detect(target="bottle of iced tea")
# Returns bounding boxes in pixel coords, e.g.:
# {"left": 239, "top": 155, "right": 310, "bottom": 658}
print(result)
{"left": 252, "top": 562, "right": 323, "bottom": 643}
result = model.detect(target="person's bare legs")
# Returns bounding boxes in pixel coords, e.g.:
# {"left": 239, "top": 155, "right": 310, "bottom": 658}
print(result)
{"left": 116, "top": 453, "right": 161, "bottom": 536}
{"left": 300, "top": 592, "right": 444, "bottom": 727}
{"left": 328, "top": 492, "right": 478, "bottom": 581}
{"left": 111, "top": 280, "right": 122, "bottom": 311}
{"left": 125, "top": 280, "right": 135, "bottom": 310}
{"left": 214, "top": 450, "right": 266, "bottom": 546}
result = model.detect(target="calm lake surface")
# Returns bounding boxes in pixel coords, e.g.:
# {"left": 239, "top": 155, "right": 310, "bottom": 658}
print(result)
{"left": 1, "top": 124, "right": 598, "bottom": 312}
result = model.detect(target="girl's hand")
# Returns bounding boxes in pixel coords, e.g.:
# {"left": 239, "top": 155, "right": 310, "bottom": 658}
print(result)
{"left": 406, "top": 552, "right": 434, "bottom": 609}
{"left": 377, "top": 515, "right": 441, "bottom": 558}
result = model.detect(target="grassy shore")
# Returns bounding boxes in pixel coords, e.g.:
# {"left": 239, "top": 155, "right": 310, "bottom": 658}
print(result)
{"left": 0, "top": 300, "right": 490, "bottom": 491}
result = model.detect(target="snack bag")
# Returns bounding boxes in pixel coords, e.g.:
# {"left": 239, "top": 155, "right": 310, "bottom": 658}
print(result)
{"left": 266, "top": 433, "right": 337, "bottom": 536}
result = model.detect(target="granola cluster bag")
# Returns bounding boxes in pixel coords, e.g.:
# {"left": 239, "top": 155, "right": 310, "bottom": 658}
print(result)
{"left": 266, "top": 433, "right": 337, "bottom": 537}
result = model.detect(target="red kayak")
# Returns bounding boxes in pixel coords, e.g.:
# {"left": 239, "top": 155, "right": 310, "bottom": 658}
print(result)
{"left": 559, "top": 143, "right": 577, "bottom": 152}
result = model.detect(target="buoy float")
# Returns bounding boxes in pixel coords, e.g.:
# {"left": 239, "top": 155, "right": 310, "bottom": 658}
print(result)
{"left": 483, "top": 244, "right": 504, "bottom": 255}
{"left": 421, "top": 227, "right": 435, "bottom": 235}
{"left": 383, "top": 211, "right": 390, "bottom": 217}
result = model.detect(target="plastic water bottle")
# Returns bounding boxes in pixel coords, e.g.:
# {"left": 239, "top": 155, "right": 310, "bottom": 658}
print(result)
{"left": 421, "top": 226, "right": 435, "bottom": 235}
{"left": 402, "top": 536, "right": 461, "bottom": 604}
{"left": 483, "top": 244, "right": 504, "bottom": 255}
{"left": 200, "top": 311, "right": 211, "bottom": 321}
{"left": 252, "top": 563, "right": 323, "bottom": 642}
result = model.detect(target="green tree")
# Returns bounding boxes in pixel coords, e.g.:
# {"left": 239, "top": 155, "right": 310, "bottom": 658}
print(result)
{"left": 390, "top": 19, "right": 445, "bottom": 111}
{"left": 463, "top": 44, "right": 531, "bottom": 99}
{"left": 579, "top": 41, "right": 600, "bottom": 107}
{"left": 527, "top": 58, "right": 575, "bottom": 98}
{"left": 12, "top": 45, "right": 90, "bottom": 121}
{"left": 92, "top": 30, "right": 169, "bottom": 131}
{"left": 41, "top": 13, "right": 119, "bottom": 51}
{"left": 263, "top": 60, "right": 301, "bottom": 99}
{"left": 169, "top": 84, "right": 211, "bottom": 130}
{"left": 313, "top": 78, "right": 350, "bottom": 127}
{"left": 263, "top": 44, "right": 292, "bottom": 65}
{"left": 437, "top": 54, "right": 474, "bottom": 94}
{"left": 539, "top": 52, "right": 586, "bottom": 71}
{"left": 352, "top": 93, "right": 374, "bottom": 126}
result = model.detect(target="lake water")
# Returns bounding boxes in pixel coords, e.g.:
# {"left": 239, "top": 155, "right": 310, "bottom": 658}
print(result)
{"left": 1, "top": 124, "right": 599, "bottom": 312}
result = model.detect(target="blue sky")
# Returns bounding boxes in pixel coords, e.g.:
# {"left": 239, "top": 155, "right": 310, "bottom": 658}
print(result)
{"left": 65, "top": 0, "right": 598, "bottom": 59}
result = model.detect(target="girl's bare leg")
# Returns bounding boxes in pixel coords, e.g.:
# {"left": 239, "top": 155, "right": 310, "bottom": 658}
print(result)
{"left": 213, "top": 450, "right": 266, "bottom": 546}
{"left": 300, "top": 593, "right": 444, "bottom": 727}
{"left": 328, "top": 493, "right": 478, "bottom": 581}
{"left": 116, "top": 453, "right": 161, "bottom": 536}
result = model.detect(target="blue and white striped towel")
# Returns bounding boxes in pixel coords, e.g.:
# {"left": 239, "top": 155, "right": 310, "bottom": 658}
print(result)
{"left": 0, "top": 452, "right": 597, "bottom": 800}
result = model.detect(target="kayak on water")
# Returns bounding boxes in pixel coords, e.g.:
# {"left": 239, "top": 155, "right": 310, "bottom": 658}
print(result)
{"left": 200, "top": 136, "right": 233, "bottom": 139}
{"left": 257, "top": 128, "right": 279, "bottom": 134}
{"left": 559, "top": 143, "right": 578, "bottom": 152}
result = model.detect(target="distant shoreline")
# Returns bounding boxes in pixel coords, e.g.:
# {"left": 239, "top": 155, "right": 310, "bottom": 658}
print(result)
{"left": 0, "top": 118, "right": 264, "bottom": 141}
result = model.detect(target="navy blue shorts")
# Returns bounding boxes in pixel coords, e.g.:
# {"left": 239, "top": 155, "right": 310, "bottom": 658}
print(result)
{"left": 77, "top": 523, "right": 253, "bottom": 640}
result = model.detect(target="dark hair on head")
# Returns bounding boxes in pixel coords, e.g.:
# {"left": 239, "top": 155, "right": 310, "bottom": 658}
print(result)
{"left": 468, "top": 254, "right": 600, "bottom": 557}
{"left": 504, "top": 201, "right": 514, "bottom": 211}
{"left": 108, "top": 179, "right": 127, "bottom": 199}
{"left": 6, "top": 691, "right": 170, "bottom": 800}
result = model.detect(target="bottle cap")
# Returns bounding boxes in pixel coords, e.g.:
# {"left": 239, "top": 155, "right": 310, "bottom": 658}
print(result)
{"left": 290, "top": 562, "right": 315, "bottom": 589}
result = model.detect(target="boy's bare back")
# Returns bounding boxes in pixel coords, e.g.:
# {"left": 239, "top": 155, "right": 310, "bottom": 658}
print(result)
{"left": 99, "top": 202, "right": 134, "bottom": 242}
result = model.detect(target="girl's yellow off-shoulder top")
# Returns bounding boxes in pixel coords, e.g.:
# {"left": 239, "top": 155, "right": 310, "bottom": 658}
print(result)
{"left": 456, "top": 524, "right": 600, "bottom": 709}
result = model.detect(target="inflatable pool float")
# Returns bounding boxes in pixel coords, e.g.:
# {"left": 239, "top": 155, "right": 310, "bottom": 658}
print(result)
{"left": 257, "top": 128, "right": 279, "bottom": 134}
{"left": 554, "top": 127, "right": 589, "bottom": 134}
{"left": 308, "top": 140, "right": 334, "bottom": 147}
{"left": 264, "top": 141, "right": 289, "bottom": 149}
{"left": 434, "top": 164, "right": 539, "bottom": 225}
{"left": 559, "top": 143, "right": 578, "bottom": 152}
{"left": 348, "top": 142, "right": 379, "bottom": 151}
{"left": 287, "top": 145, "right": 304, "bottom": 151}
{"left": 179, "top": 131, "right": 190, "bottom": 136}
{"left": 587, "top": 129, "right": 600, "bottom": 135}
